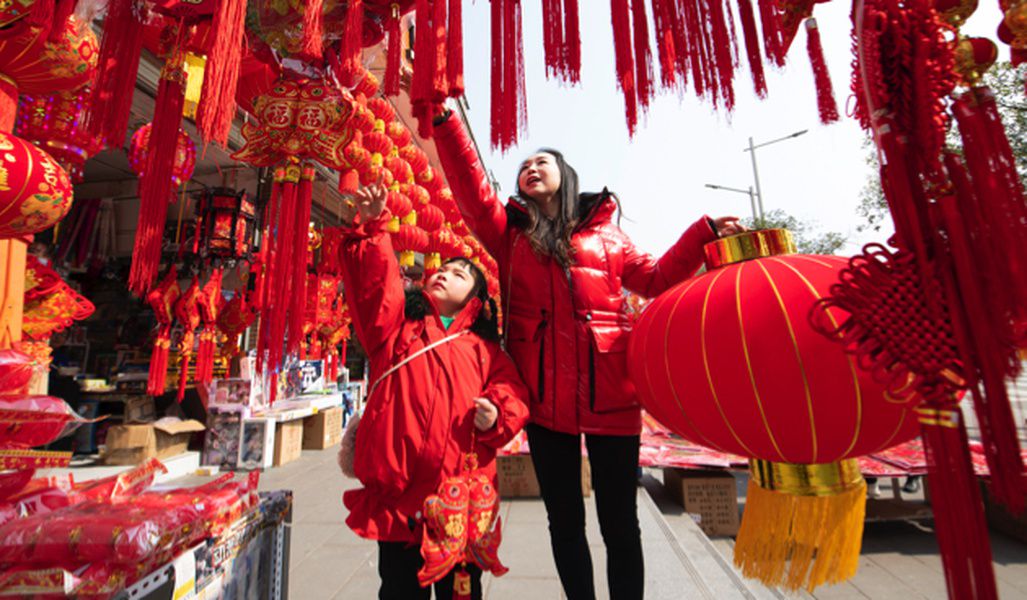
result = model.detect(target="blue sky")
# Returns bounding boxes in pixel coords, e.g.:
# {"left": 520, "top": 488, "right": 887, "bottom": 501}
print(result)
{"left": 451, "top": 1, "right": 1003, "bottom": 257}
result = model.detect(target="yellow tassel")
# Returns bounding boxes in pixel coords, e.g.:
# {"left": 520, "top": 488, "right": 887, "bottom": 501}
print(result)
{"left": 182, "top": 53, "right": 207, "bottom": 119}
{"left": 399, "top": 250, "right": 415, "bottom": 267}
{"left": 734, "top": 462, "right": 866, "bottom": 592}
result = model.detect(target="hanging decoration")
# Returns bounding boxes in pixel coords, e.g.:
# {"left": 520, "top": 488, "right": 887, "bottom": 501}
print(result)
{"left": 17, "top": 85, "right": 103, "bottom": 183}
{"left": 146, "top": 267, "right": 181, "bottom": 397}
{"left": 628, "top": 229, "right": 919, "bottom": 592}
{"left": 127, "top": 124, "right": 197, "bottom": 188}
{"left": 173, "top": 277, "right": 202, "bottom": 403}
{"left": 193, "top": 188, "right": 256, "bottom": 262}
{"left": 217, "top": 287, "right": 256, "bottom": 359}
{"left": 0, "top": 131, "right": 74, "bottom": 239}
{"left": 21, "top": 255, "right": 94, "bottom": 341}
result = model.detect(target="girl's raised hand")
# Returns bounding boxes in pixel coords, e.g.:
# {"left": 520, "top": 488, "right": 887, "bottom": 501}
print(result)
{"left": 713, "top": 216, "right": 746, "bottom": 237}
{"left": 354, "top": 183, "right": 388, "bottom": 223}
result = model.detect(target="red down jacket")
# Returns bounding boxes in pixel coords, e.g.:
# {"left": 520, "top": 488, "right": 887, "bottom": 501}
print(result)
{"left": 340, "top": 212, "right": 530, "bottom": 543}
{"left": 435, "top": 116, "right": 718, "bottom": 437}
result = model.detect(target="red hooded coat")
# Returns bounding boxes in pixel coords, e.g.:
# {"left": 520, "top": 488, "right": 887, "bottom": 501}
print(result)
{"left": 340, "top": 211, "right": 530, "bottom": 543}
{"left": 435, "top": 117, "right": 718, "bottom": 436}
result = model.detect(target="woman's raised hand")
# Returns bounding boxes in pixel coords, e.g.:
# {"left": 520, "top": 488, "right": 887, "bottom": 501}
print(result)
{"left": 713, "top": 216, "right": 746, "bottom": 237}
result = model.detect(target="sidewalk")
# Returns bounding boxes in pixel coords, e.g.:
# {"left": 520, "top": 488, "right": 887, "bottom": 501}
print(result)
{"left": 255, "top": 446, "right": 1027, "bottom": 599}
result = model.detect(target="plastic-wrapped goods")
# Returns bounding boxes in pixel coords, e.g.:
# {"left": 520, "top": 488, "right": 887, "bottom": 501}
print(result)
{"left": 0, "top": 350, "right": 36, "bottom": 394}
{"left": 0, "top": 395, "right": 87, "bottom": 449}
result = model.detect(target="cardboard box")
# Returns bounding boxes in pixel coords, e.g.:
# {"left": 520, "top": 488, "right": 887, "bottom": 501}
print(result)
{"left": 273, "top": 419, "right": 304, "bottom": 466}
{"left": 496, "top": 454, "right": 591, "bottom": 498}
{"left": 663, "top": 468, "right": 740, "bottom": 537}
{"left": 123, "top": 396, "right": 155, "bottom": 423}
{"left": 104, "top": 419, "right": 205, "bottom": 465}
{"left": 302, "top": 407, "right": 343, "bottom": 450}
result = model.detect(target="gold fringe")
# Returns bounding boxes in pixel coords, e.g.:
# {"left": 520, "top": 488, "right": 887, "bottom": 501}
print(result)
{"left": 733, "top": 477, "right": 866, "bottom": 592}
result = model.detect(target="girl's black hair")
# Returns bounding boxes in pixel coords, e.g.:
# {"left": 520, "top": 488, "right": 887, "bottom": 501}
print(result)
{"left": 404, "top": 257, "right": 501, "bottom": 343}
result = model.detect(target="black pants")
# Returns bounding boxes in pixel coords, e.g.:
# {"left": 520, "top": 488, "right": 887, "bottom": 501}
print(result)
{"left": 526, "top": 423, "right": 644, "bottom": 600}
{"left": 377, "top": 541, "right": 483, "bottom": 599}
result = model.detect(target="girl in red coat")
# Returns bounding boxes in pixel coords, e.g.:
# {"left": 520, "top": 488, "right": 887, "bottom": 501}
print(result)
{"left": 338, "top": 185, "right": 530, "bottom": 599}
{"left": 433, "top": 112, "right": 744, "bottom": 599}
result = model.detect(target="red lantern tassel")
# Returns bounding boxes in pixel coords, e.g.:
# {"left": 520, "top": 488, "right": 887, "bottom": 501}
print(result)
{"left": 88, "top": 0, "right": 144, "bottom": 147}
{"left": 758, "top": 0, "right": 785, "bottom": 67}
{"left": 805, "top": 19, "right": 839, "bottom": 124}
{"left": 488, "top": 0, "right": 526, "bottom": 150}
{"left": 490, "top": 0, "right": 502, "bottom": 148}
{"left": 447, "top": 0, "right": 464, "bottom": 97}
{"left": 197, "top": 0, "right": 247, "bottom": 146}
{"left": 412, "top": 0, "right": 434, "bottom": 106}
{"left": 651, "top": 0, "right": 679, "bottom": 90}
{"left": 129, "top": 46, "right": 188, "bottom": 297}
{"left": 287, "top": 167, "right": 315, "bottom": 358}
{"left": 737, "top": 0, "right": 767, "bottom": 97}
{"left": 452, "top": 566, "right": 471, "bottom": 600}
{"left": 706, "top": 0, "right": 736, "bottom": 111}
{"left": 564, "top": 0, "right": 581, "bottom": 83}
{"left": 542, "top": 0, "right": 563, "bottom": 79}
{"left": 630, "top": 0, "right": 654, "bottom": 111}
{"left": 917, "top": 405, "right": 999, "bottom": 600}
{"left": 384, "top": 5, "right": 403, "bottom": 96}
{"left": 265, "top": 168, "right": 299, "bottom": 371}
{"left": 610, "top": 0, "right": 638, "bottom": 136}
{"left": 301, "top": 0, "right": 325, "bottom": 62}
{"left": 342, "top": 0, "right": 365, "bottom": 82}
{"left": 432, "top": 0, "right": 448, "bottom": 101}
{"left": 148, "top": 328, "right": 171, "bottom": 396}
{"left": 176, "top": 334, "right": 193, "bottom": 403}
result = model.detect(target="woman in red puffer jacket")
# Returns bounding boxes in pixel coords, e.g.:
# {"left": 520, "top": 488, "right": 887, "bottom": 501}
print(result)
{"left": 433, "top": 112, "right": 743, "bottom": 600}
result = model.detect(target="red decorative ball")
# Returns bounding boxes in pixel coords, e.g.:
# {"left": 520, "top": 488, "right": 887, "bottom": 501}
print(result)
{"left": 628, "top": 250, "right": 918, "bottom": 464}
{"left": 17, "top": 85, "right": 103, "bottom": 183}
{"left": 0, "top": 131, "right": 74, "bottom": 238}
{"left": 128, "top": 124, "right": 196, "bottom": 187}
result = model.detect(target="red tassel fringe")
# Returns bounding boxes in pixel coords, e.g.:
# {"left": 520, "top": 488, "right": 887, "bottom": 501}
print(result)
{"left": 432, "top": 0, "right": 448, "bottom": 101}
{"left": 129, "top": 45, "right": 188, "bottom": 297}
{"left": 301, "top": 0, "right": 325, "bottom": 62}
{"left": 737, "top": 0, "right": 767, "bottom": 97}
{"left": 287, "top": 168, "right": 315, "bottom": 358}
{"left": 89, "top": 0, "right": 144, "bottom": 148}
{"left": 148, "top": 328, "right": 171, "bottom": 396}
{"left": 758, "top": 0, "right": 786, "bottom": 67}
{"left": 490, "top": 0, "right": 526, "bottom": 150}
{"left": 342, "top": 0, "right": 365, "bottom": 83}
{"left": 919, "top": 411, "right": 999, "bottom": 599}
{"left": 176, "top": 346, "right": 191, "bottom": 403}
{"left": 805, "top": 18, "right": 839, "bottom": 124}
{"left": 630, "top": 0, "right": 654, "bottom": 111}
{"left": 197, "top": 0, "right": 247, "bottom": 147}
{"left": 447, "top": 0, "right": 464, "bottom": 97}
{"left": 384, "top": 7, "right": 403, "bottom": 96}
{"left": 610, "top": 0, "right": 638, "bottom": 135}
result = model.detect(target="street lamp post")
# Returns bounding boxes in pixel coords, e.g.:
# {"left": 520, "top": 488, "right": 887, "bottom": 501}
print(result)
{"left": 743, "top": 129, "right": 809, "bottom": 226}
{"left": 704, "top": 183, "right": 759, "bottom": 223}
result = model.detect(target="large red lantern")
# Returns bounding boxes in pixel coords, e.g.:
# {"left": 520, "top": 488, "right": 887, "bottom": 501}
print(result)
{"left": 628, "top": 230, "right": 919, "bottom": 591}
{"left": 128, "top": 124, "right": 196, "bottom": 187}
{"left": 0, "top": 131, "right": 74, "bottom": 238}
{"left": 0, "top": 15, "right": 98, "bottom": 110}
{"left": 17, "top": 85, "right": 103, "bottom": 182}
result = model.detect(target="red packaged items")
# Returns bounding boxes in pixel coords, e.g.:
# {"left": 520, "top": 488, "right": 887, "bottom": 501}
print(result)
{"left": 0, "top": 349, "right": 36, "bottom": 394}
{"left": 0, "top": 395, "right": 85, "bottom": 448}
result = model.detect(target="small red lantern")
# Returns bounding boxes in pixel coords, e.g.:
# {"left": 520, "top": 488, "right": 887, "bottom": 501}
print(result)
{"left": 17, "top": 85, "right": 103, "bottom": 182}
{"left": 387, "top": 121, "right": 412, "bottom": 147}
{"left": 0, "top": 131, "right": 74, "bottom": 238}
{"left": 399, "top": 145, "right": 429, "bottom": 175}
{"left": 128, "top": 124, "right": 196, "bottom": 187}
{"left": 392, "top": 223, "right": 427, "bottom": 268}
{"left": 194, "top": 188, "right": 256, "bottom": 261}
{"left": 628, "top": 230, "right": 919, "bottom": 591}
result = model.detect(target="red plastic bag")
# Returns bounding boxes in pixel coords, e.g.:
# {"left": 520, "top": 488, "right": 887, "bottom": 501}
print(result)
{"left": 0, "top": 396, "right": 86, "bottom": 448}
{"left": 0, "top": 349, "right": 37, "bottom": 394}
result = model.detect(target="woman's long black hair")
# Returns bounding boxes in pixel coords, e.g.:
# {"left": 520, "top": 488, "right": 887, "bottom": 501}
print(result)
{"left": 405, "top": 257, "right": 501, "bottom": 343}
{"left": 514, "top": 148, "right": 581, "bottom": 268}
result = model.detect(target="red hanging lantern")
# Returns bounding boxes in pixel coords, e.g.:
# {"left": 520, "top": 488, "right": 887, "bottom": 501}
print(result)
{"left": 392, "top": 223, "right": 427, "bottom": 267}
{"left": 385, "top": 189, "right": 412, "bottom": 233}
{"left": 194, "top": 188, "right": 256, "bottom": 261}
{"left": 385, "top": 155, "right": 413, "bottom": 185}
{"left": 418, "top": 203, "right": 444, "bottom": 232}
{"left": 387, "top": 121, "right": 412, "bottom": 147}
{"left": 628, "top": 230, "right": 919, "bottom": 592}
{"left": 399, "top": 144, "right": 429, "bottom": 176}
{"left": 402, "top": 182, "right": 431, "bottom": 208}
{"left": 17, "top": 85, "right": 103, "bottom": 182}
{"left": 0, "top": 131, "right": 74, "bottom": 238}
{"left": 128, "top": 124, "right": 196, "bottom": 187}
{"left": 367, "top": 97, "right": 396, "bottom": 123}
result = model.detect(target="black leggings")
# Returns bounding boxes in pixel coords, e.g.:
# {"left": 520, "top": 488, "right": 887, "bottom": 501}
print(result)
{"left": 377, "top": 541, "right": 483, "bottom": 599}
{"left": 526, "top": 423, "right": 644, "bottom": 600}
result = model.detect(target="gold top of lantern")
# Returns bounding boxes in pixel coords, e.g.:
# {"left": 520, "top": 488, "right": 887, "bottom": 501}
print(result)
{"left": 704, "top": 228, "right": 797, "bottom": 271}
{"left": 749, "top": 458, "right": 864, "bottom": 497}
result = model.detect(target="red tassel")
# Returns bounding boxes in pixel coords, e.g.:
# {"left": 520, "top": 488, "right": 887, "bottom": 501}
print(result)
{"left": 301, "top": 0, "right": 325, "bottom": 62}
{"left": 542, "top": 0, "right": 564, "bottom": 79}
{"left": 287, "top": 167, "right": 315, "bottom": 358}
{"left": 737, "top": 0, "right": 767, "bottom": 97}
{"left": 258, "top": 168, "right": 292, "bottom": 374}
{"left": 610, "top": 0, "right": 638, "bottom": 135}
{"left": 197, "top": 0, "right": 247, "bottom": 147}
{"left": 129, "top": 42, "right": 188, "bottom": 297}
{"left": 384, "top": 5, "right": 403, "bottom": 96}
{"left": 805, "top": 19, "right": 839, "bottom": 124}
{"left": 706, "top": 0, "right": 736, "bottom": 111}
{"left": 412, "top": 0, "right": 434, "bottom": 106}
{"left": 148, "top": 328, "right": 171, "bottom": 396}
{"left": 176, "top": 347, "right": 191, "bottom": 403}
{"left": 651, "top": 0, "right": 679, "bottom": 90}
{"left": 630, "top": 0, "right": 654, "bottom": 111}
{"left": 452, "top": 566, "right": 471, "bottom": 600}
{"left": 490, "top": 0, "right": 502, "bottom": 148}
{"left": 563, "top": 0, "right": 581, "bottom": 83}
{"left": 489, "top": 0, "right": 526, "bottom": 150}
{"left": 447, "top": 0, "right": 464, "bottom": 97}
{"left": 918, "top": 407, "right": 999, "bottom": 600}
{"left": 758, "top": 0, "right": 785, "bottom": 67}
{"left": 342, "top": 0, "right": 365, "bottom": 82}
{"left": 432, "top": 0, "right": 448, "bottom": 101}
{"left": 89, "top": 0, "right": 144, "bottom": 147}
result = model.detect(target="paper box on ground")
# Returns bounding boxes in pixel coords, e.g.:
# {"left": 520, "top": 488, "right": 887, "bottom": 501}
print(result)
{"left": 104, "top": 419, "right": 205, "bottom": 465}
{"left": 273, "top": 419, "right": 303, "bottom": 466}
{"left": 302, "top": 407, "right": 343, "bottom": 450}
{"left": 663, "top": 468, "right": 740, "bottom": 537}
{"left": 123, "top": 396, "right": 156, "bottom": 423}
{"left": 497, "top": 454, "right": 591, "bottom": 498}
{"left": 238, "top": 418, "right": 275, "bottom": 470}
